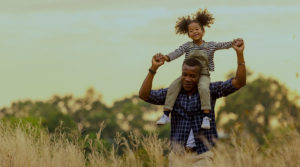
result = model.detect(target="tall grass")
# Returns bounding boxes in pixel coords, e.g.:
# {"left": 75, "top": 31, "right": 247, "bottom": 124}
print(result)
{"left": 0, "top": 122, "right": 299, "bottom": 167}
{"left": 213, "top": 129, "right": 300, "bottom": 167}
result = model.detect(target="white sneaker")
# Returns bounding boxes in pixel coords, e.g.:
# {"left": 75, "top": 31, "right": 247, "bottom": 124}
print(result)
{"left": 201, "top": 116, "right": 211, "bottom": 129}
{"left": 156, "top": 114, "right": 170, "bottom": 125}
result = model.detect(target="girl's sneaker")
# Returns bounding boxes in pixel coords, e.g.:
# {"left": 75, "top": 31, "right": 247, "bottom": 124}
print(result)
{"left": 156, "top": 114, "right": 170, "bottom": 125}
{"left": 201, "top": 116, "right": 211, "bottom": 129}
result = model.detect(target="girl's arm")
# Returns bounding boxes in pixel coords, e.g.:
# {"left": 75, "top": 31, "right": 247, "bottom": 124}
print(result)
{"left": 213, "top": 41, "right": 233, "bottom": 51}
{"left": 165, "top": 42, "right": 190, "bottom": 62}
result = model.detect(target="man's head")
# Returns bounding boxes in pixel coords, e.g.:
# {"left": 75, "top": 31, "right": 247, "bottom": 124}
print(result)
{"left": 181, "top": 58, "right": 202, "bottom": 93}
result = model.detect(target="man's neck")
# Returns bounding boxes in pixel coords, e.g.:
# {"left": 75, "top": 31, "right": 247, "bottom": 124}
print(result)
{"left": 184, "top": 88, "right": 197, "bottom": 96}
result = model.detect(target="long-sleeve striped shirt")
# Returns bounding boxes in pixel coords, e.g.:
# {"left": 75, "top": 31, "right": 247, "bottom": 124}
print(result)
{"left": 167, "top": 41, "right": 232, "bottom": 71}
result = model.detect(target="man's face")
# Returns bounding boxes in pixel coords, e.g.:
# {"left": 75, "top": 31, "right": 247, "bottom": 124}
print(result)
{"left": 181, "top": 64, "right": 201, "bottom": 92}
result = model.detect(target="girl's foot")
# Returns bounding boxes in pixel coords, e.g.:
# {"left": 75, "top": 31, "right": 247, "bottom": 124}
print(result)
{"left": 156, "top": 114, "right": 170, "bottom": 125}
{"left": 201, "top": 116, "right": 211, "bottom": 129}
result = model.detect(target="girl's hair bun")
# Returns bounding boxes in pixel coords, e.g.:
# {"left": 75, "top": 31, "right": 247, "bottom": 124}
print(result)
{"left": 194, "top": 8, "right": 215, "bottom": 28}
{"left": 175, "top": 16, "right": 192, "bottom": 34}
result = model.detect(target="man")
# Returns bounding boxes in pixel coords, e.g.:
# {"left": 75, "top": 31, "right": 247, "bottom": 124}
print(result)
{"left": 139, "top": 39, "right": 246, "bottom": 167}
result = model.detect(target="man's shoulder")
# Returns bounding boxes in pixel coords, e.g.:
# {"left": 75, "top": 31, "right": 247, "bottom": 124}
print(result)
{"left": 209, "top": 78, "right": 239, "bottom": 98}
{"left": 145, "top": 88, "right": 169, "bottom": 105}
{"left": 149, "top": 88, "right": 169, "bottom": 98}
{"left": 209, "top": 78, "right": 235, "bottom": 88}
{"left": 209, "top": 80, "right": 227, "bottom": 87}
{"left": 152, "top": 88, "right": 168, "bottom": 92}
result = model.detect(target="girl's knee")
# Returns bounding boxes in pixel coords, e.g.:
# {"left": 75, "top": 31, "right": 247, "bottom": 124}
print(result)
{"left": 198, "top": 84, "right": 209, "bottom": 91}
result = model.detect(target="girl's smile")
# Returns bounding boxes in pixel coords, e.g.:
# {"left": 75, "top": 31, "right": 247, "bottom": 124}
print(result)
{"left": 188, "top": 22, "right": 204, "bottom": 42}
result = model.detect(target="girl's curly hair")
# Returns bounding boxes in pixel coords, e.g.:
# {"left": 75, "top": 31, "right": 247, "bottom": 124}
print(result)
{"left": 175, "top": 16, "right": 192, "bottom": 35}
{"left": 175, "top": 9, "right": 215, "bottom": 35}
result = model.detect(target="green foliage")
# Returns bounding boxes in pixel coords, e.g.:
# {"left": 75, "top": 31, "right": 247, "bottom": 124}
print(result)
{"left": 2, "top": 116, "right": 41, "bottom": 127}
{"left": 217, "top": 74, "right": 300, "bottom": 144}
{"left": 0, "top": 88, "right": 166, "bottom": 146}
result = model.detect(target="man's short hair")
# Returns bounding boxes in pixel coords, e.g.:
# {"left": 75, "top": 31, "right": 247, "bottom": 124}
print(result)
{"left": 182, "top": 58, "right": 202, "bottom": 70}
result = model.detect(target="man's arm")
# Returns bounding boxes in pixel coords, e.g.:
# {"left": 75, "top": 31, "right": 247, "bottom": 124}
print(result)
{"left": 139, "top": 53, "right": 165, "bottom": 101}
{"left": 210, "top": 39, "right": 246, "bottom": 99}
{"left": 231, "top": 39, "right": 246, "bottom": 89}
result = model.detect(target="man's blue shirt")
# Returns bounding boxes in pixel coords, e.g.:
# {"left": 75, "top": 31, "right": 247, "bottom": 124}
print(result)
{"left": 146, "top": 78, "right": 238, "bottom": 154}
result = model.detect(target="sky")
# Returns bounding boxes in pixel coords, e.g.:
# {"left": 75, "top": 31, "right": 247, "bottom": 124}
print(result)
{"left": 0, "top": 0, "right": 299, "bottom": 107}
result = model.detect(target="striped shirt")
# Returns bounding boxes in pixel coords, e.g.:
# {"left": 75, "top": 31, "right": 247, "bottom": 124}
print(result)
{"left": 167, "top": 41, "right": 232, "bottom": 71}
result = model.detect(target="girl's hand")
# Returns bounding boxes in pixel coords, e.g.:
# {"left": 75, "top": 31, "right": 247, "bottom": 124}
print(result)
{"left": 163, "top": 55, "right": 170, "bottom": 62}
{"left": 233, "top": 38, "right": 243, "bottom": 47}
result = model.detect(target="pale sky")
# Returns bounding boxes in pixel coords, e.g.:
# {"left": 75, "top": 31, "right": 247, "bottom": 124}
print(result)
{"left": 0, "top": 0, "right": 299, "bottom": 107}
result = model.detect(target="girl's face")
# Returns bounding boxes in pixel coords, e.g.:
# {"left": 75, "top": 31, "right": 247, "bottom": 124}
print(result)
{"left": 187, "top": 22, "right": 204, "bottom": 41}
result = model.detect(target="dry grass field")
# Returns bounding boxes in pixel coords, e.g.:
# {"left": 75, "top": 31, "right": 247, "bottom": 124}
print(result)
{"left": 0, "top": 122, "right": 299, "bottom": 167}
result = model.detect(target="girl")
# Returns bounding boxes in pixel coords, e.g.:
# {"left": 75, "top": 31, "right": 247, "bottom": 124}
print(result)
{"left": 157, "top": 9, "right": 236, "bottom": 129}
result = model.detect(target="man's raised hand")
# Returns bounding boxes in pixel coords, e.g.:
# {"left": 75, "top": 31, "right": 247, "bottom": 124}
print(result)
{"left": 233, "top": 38, "right": 244, "bottom": 54}
{"left": 151, "top": 53, "right": 165, "bottom": 70}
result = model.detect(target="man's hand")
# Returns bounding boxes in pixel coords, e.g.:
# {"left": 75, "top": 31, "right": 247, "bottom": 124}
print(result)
{"left": 151, "top": 53, "right": 165, "bottom": 71}
{"left": 233, "top": 38, "right": 243, "bottom": 46}
{"left": 233, "top": 38, "right": 244, "bottom": 54}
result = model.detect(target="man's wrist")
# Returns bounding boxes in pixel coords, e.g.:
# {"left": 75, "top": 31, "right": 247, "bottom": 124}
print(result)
{"left": 148, "top": 68, "right": 156, "bottom": 75}
{"left": 236, "top": 51, "right": 244, "bottom": 58}
{"left": 150, "top": 65, "right": 159, "bottom": 71}
{"left": 238, "top": 62, "right": 245, "bottom": 65}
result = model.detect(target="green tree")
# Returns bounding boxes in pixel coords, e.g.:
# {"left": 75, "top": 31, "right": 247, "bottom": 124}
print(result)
{"left": 217, "top": 74, "right": 300, "bottom": 144}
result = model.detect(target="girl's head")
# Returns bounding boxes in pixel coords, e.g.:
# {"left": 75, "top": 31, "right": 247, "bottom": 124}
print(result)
{"left": 175, "top": 9, "right": 215, "bottom": 41}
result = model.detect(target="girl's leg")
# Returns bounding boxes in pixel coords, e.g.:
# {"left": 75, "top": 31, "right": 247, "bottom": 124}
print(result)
{"left": 164, "top": 77, "right": 182, "bottom": 111}
{"left": 198, "top": 75, "right": 211, "bottom": 129}
{"left": 198, "top": 75, "right": 211, "bottom": 111}
{"left": 157, "top": 77, "right": 181, "bottom": 125}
